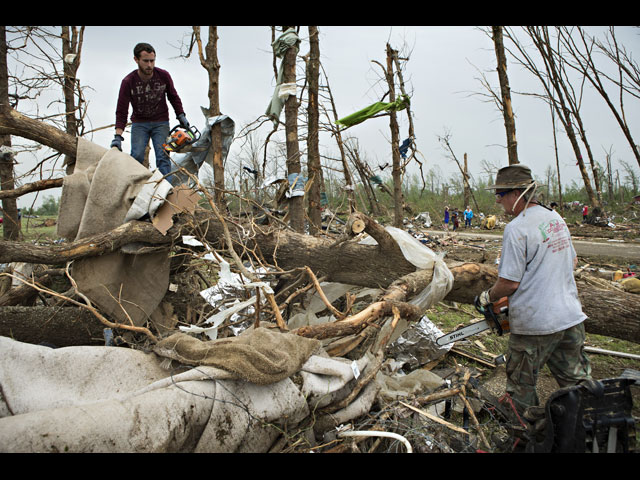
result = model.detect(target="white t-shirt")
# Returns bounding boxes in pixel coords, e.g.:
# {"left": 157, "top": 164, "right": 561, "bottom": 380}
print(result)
{"left": 498, "top": 205, "right": 586, "bottom": 335}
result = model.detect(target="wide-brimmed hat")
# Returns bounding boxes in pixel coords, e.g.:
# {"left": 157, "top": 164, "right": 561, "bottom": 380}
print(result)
{"left": 486, "top": 164, "right": 534, "bottom": 190}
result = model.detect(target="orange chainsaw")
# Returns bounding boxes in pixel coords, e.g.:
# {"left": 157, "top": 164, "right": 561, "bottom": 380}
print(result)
{"left": 436, "top": 296, "right": 509, "bottom": 346}
{"left": 162, "top": 125, "right": 201, "bottom": 154}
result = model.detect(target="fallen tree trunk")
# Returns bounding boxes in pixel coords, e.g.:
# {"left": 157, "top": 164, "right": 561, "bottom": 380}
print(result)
{"left": 4, "top": 116, "right": 636, "bottom": 346}
{"left": 577, "top": 281, "right": 640, "bottom": 342}
{"left": 0, "top": 306, "right": 105, "bottom": 346}
{"left": 1, "top": 210, "right": 638, "bottom": 344}
{"left": 0, "top": 220, "right": 170, "bottom": 264}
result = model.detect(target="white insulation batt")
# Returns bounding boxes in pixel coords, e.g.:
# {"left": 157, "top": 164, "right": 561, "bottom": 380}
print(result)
{"left": 0, "top": 333, "right": 377, "bottom": 453}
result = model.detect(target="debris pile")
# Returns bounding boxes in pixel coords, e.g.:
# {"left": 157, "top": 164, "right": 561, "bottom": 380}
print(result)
{"left": 0, "top": 142, "right": 457, "bottom": 452}
{"left": 1, "top": 140, "right": 639, "bottom": 453}
{"left": 574, "top": 262, "right": 639, "bottom": 295}
{"left": 325, "top": 364, "right": 526, "bottom": 453}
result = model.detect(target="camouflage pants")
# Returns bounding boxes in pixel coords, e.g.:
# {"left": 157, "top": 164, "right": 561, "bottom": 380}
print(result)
{"left": 505, "top": 322, "right": 592, "bottom": 413}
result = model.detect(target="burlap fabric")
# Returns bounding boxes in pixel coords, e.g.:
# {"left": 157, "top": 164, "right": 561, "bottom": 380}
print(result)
{"left": 153, "top": 327, "right": 322, "bottom": 385}
{"left": 57, "top": 138, "right": 109, "bottom": 240}
{"left": 57, "top": 139, "right": 170, "bottom": 327}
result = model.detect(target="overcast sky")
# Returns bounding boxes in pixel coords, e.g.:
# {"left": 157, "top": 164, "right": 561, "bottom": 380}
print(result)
{"left": 10, "top": 25, "right": 640, "bottom": 208}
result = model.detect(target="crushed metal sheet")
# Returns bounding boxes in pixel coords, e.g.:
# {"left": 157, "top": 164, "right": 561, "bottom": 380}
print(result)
{"left": 386, "top": 315, "right": 452, "bottom": 370}
{"left": 182, "top": 235, "right": 204, "bottom": 247}
{"left": 181, "top": 296, "right": 258, "bottom": 340}
{"left": 180, "top": 253, "right": 274, "bottom": 338}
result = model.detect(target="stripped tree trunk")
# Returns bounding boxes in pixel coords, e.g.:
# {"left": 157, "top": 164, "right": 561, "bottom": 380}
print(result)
{"left": 463, "top": 153, "right": 470, "bottom": 209}
{"left": 61, "top": 26, "right": 84, "bottom": 175}
{"left": 385, "top": 44, "right": 404, "bottom": 227}
{"left": 321, "top": 71, "right": 356, "bottom": 212}
{"left": 550, "top": 99, "right": 564, "bottom": 215}
{"left": 492, "top": 26, "right": 519, "bottom": 166}
{"left": 282, "top": 26, "right": 304, "bottom": 233}
{"left": 344, "top": 139, "right": 381, "bottom": 215}
{"left": 194, "top": 26, "right": 225, "bottom": 208}
{"left": 306, "top": 26, "right": 322, "bottom": 234}
{"left": 0, "top": 26, "right": 20, "bottom": 240}
{"left": 523, "top": 26, "right": 600, "bottom": 209}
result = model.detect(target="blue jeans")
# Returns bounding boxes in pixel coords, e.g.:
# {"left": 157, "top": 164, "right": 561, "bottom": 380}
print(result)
{"left": 130, "top": 121, "right": 172, "bottom": 176}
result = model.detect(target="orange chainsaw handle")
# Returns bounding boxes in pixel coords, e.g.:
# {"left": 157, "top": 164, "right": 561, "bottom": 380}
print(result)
{"left": 492, "top": 296, "right": 509, "bottom": 314}
{"left": 172, "top": 130, "right": 191, "bottom": 144}
{"left": 491, "top": 296, "right": 510, "bottom": 334}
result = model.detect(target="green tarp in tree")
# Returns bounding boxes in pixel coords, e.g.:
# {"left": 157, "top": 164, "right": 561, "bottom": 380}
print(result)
{"left": 336, "top": 95, "right": 410, "bottom": 128}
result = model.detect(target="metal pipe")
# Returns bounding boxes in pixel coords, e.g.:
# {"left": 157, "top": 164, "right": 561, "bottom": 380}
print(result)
{"left": 338, "top": 430, "right": 413, "bottom": 453}
{"left": 584, "top": 346, "right": 640, "bottom": 360}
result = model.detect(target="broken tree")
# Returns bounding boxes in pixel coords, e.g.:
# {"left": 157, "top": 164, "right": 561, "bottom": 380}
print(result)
{"left": 1, "top": 200, "right": 638, "bottom": 345}
{"left": 306, "top": 25, "right": 323, "bottom": 234}
{"left": 0, "top": 111, "right": 638, "bottom": 346}
{"left": 280, "top": 26, "right": 304, "bottom": 232}
{"left": 492, "top": 25, "right": 519, "bottom": 166}
{"left": 192, "top": 26, "right": 226, "bottom": 207}
{"left": 0, "top": 26, "right": 19, "bottom": 241}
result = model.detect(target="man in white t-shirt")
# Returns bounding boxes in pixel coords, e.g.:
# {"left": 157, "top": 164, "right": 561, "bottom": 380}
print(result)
{"left": 476, "top": 164, "right": 591, "bottom": 416}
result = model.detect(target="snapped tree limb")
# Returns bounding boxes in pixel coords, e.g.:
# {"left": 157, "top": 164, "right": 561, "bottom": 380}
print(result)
{"left": 1, "top": 209, "right": 637, "bottom": 344}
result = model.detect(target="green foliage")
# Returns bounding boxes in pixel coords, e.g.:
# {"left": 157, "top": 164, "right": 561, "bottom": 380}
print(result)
{"left": 35, "top": 195, "right": 60, "bottom": 216}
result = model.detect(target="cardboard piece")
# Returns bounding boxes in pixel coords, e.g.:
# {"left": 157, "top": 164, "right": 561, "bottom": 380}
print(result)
{"left": 152, "top": 186, "right": 201, "bottom": 235}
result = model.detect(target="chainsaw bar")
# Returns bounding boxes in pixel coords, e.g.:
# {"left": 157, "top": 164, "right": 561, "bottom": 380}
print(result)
{"left": 436, "top": 319, "right": 492, "bottom": 346}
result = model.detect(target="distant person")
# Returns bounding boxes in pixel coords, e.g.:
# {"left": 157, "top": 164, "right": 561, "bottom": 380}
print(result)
{"left": 111, "top": 42, "right": 190, "bottom": 177}
{"left": 464, "top": 206, "right": 473, "bottom": 227}
{"left": 582, "top": 204, "right": 588, "bottom": 222}
{"left": 443, "top": 206, "right": 450, "bottom": 231}
{"left": 452, "top": 211, "right": 459, "bottom": 231}
{"left": 550, "top": 202, "right": 558, "bottom": 211}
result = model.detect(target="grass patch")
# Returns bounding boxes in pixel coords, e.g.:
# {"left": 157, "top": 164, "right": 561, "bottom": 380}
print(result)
{"left": 428, "top": 301, "right": 640, "bottom": 376}
{"left": 2, "top": 215, "right": 60, "bottom": 243}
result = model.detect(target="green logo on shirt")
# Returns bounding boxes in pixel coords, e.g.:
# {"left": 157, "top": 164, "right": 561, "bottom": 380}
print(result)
{"left": 538, "top": 219, "right": 567, "bottom": 242}
{"left": 538, "top": 219, "right": 571, "bottom": 253}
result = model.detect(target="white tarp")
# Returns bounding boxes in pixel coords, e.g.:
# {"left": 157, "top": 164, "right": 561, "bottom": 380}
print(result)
{"left": 0, "top": 334, "right": 377, "bottom": 453}
{"left": 360, "top": 227, "right": 454, "bottom": 348}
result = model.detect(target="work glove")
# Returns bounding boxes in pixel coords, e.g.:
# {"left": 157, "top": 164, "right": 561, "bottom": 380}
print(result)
{"left": 475, "top": 289, "right": 492, "bottom": 309}
{"left": 177, "top": 113, "right": 189, "bottom": 129}
{"left": 110, "top": 134, "right": 124, "bottom": 151}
